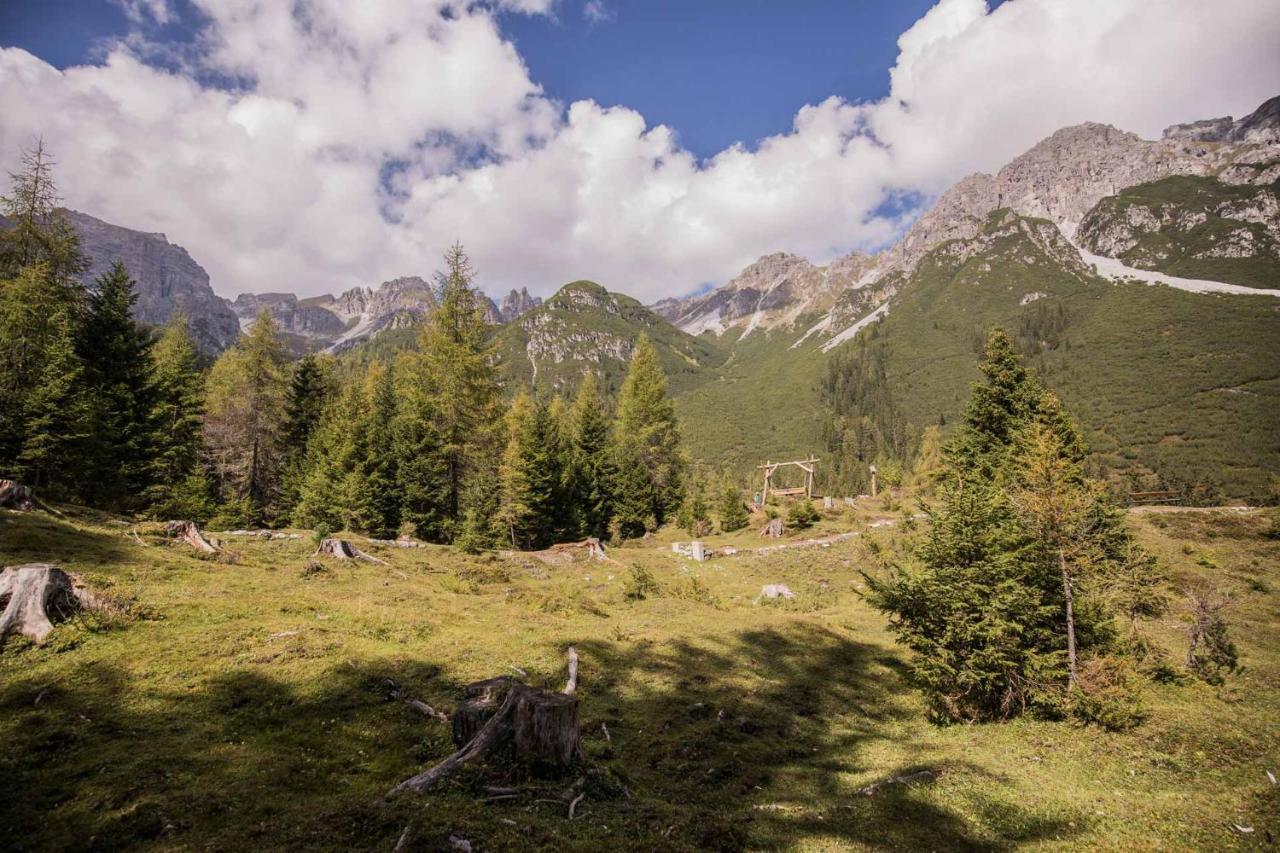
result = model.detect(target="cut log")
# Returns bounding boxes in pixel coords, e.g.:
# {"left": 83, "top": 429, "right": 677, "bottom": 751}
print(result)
{"left": 564, "top": 646, "right": 579, "bottom": 695}
{"left": 164, "top": 520, "right": 219, "bottom": 553}
{"left": 0, "top": 480, "right": 35, "bottom": 511}
{"left": 760, "top": 517, "right": 784, "bottom": 538}
{"left": 394, "top": 650, "right": 583, "bottom": 796}
{"left": 314, "top": 538, "right": 387, "bottom": 565}
{"left": 0, "top": 564, "right": 102, "bottom": 646}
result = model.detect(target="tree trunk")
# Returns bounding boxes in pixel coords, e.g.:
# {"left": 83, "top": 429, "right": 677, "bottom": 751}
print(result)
{"left": 394, "top": 650, "right": 583, "bottom": 796}
{"left": 164, "top": 520, "right": 219, "bottom": 553}
{"left": 0, "top": 564, "right": 102, "bottom": 646}
{"left": 761, "top": 517, "right": 784, "bottom": 538}
{"left": 0, "top": 479, "right": 35, "bottom": 511}
{"left": 314, "top": 538, "right": 387, "bottom": 564}
{"left": 1060, "top": 548, "right": 1078, "bottom": 688}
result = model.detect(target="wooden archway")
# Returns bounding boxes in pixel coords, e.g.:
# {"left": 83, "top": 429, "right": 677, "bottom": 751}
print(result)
{"left": 757, "top": 457, "right": 818, "bottom": 503}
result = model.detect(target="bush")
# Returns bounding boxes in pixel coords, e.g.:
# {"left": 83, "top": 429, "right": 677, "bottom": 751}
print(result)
{"left": 1069, "top": 656, "right": 1146, "bottom": 730}
{"left": 717, "top": 485, "right": 750, "bottom": 532}
{"left": 623, "top": 563, "right": 660, "bottom": 601}
{"left": 786, "top": 499, "right": 819, "bottom": 530}
{"left": 669, "top": 575, "right": 719, "bottom": 607}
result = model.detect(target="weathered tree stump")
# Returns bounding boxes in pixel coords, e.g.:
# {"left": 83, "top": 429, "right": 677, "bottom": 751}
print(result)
{"left": 314, "top": 538, "right": 387, "bottom": 565}
{"left": 761, "top": 517, "right": 784, "bottom": 538}
{"left": 0, "top": 564, "right": 102, "bottom": 646}
{"left": 164, "top": 520, "right": 220, "bottom": 553}
{"left": 0, "top": 480, "right": 35, "bottom": 511}
{"left": 393, "top": 648, "right": 583, "bottom": 795}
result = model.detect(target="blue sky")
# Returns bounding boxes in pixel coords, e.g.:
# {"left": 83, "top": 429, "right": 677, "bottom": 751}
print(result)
{"left": 0, "top": 1, "right": 1273, "bottom": 301}
{"left": 8, "top": 0, "right": 951, "bottom": 158}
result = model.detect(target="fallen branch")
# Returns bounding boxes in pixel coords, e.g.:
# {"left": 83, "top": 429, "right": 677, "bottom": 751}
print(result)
{"left": 314, "top": 538, "right": 386, "bottom": 565}
{"left": 384, "top": 678, "right": 449, "bottom": 723}
{"left": 568, "top": 792, "right": 585, "bottom": 820}
{"left": 856, "top": 768, "right": 940, "bottom": 796}
{"left": 129, "top": 528, "right": 150, "bottom": 547}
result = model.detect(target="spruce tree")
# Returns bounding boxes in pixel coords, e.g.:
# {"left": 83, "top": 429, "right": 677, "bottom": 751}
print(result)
{"left": 408, "top": 243, "right": 503, "bottom": 541}
{"left": 616, "top": 334, "right": 684, "bottom": 524}
{"left": 278, "top": 353, "right": 333, "bottom": 517}
{"left": 610, "top": 434, "right": 656, "bottom": 540}
{"left": 569, "top": 374, "right": 616, "bottom": 539}
{"left": 677, "top": 472, "right": 712, "bottom": 536}
{"left": 358, "top": 363, "right": 401, "bottom": 539}
{"left": 145, "top": 313, "right": 212, "bottom": 520}
{"left": 203, "top": 311, "right": 288, "bottom": 523}
{"left": 293, "top": 376, "right": 366, "bottom": 533}
{"left": 77, "top": 261, "right": 157, "bottom": 509}
{"left": 716, "top": 479, "right": 749, "bottom": 532}
{"left": 866, "top": 329, "right": 1154, "bottom": 721}
{"left": 497, "top": 391, "right": 562, "bottom": 549}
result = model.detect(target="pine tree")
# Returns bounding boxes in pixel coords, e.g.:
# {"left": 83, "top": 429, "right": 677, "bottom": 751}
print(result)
{"left": 203, "top": 311, "right": 288, "bottom": 523}
{"left": 407, "top": 243, "right": 503, "bottom": 541}
{"left": 77, "top": 261, "right": 157, "bottom": 509}
{"left": 568, "top": 374, "right": 616, "bottom": 539}
{"left": 497, "top": 391, "right": 563, "bottom": 549}
{"left": 146, "top": 313, "right": 212, "bottom": 520}
{"left": 716, "top": 478, "right": 749, "bottom": 532}
{"left": 616, "top": 334, "right": 684, "bottom": 524}
{"left": 358, "top": 363, "right": 401, "bottom": 539}
{"left": 293, "top": 376, "right": 367, "bottom": 533}
{"left": 0, "top": 144, "right": 91, "bottom": 494}
{"left": 865, "top": 330, "right": 1133, "bottom": 721}
{"left": 677, "top": 472, "right": 712, "bottom": 536}
{"left": 278, "top": 353, "right": 333, "bottom": 517}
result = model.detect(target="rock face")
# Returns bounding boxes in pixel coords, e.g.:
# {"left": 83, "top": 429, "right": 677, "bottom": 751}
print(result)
{"left": 63, "top": 209, "right": 240, "bottom": 354}
{"left": 498, "top": 287, "right": 543, "bottom": 322}
{"left": 229, "top": 275, "right": 438, "bottom": 353}
{"left": 659, "top": 94, "right": 1280, "bottom": 346}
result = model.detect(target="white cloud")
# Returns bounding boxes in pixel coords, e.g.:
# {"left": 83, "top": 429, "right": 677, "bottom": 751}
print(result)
{"left": 113, "top": 0, "right": 172, "bottom": 26}
{"left": 583, "top": 1, "right": 613, "bottom": 25}
{"left": 1, "top": 0, "right": 1277, "bottom": 303}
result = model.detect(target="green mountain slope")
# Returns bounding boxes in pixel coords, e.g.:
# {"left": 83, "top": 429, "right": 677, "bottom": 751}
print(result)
{"left": 493, "top": 280, "right": 726, "bottom": 396}
{"left": 1077, "top": 176, "right": 1280, "bottom": 289}
{"left": 820, "top": 210, "right": 1280, "bottom": 501}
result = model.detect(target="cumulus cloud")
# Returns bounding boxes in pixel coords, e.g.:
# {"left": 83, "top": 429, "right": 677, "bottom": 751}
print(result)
{"left": 1, "top": 0, "right": 1277, "bottom": 302}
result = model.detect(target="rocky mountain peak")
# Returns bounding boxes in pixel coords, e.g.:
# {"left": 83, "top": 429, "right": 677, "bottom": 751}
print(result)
{"left": 499, "top": 286, "right": 542, "bottom": 322}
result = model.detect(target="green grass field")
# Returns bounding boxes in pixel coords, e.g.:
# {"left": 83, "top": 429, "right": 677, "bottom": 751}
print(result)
{"left": 2, "top": 500, "right": 1277, "bottom": 851}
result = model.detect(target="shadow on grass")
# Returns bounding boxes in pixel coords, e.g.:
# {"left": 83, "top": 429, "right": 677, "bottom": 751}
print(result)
{"left": 0, "top": 623, "right": 1081, "bottom": 851}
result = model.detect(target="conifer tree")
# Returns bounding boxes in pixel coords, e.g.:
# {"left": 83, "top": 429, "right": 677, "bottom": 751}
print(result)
{"left": 497, "top": 391, "right": 563, "bottom": 549}
{"left": 677, "top": 472, "right": 712, "bottom": 536}
{"left": 866, "top": 329, "right": 1155, "bottom": 721}
{"left": 358, "top": 363, "right": 401, "bottom": 538}
{"left": 716, "top": 479, "right": 749, "bottom": 532}
{"left": 569, "top": 374, "right": 616, "bottom": 539}
{"left": 77, "top": 261, "right": 157, "bottom": 508}
{"left": 610, "top": 434, "right": 656, "bottom": 540}
{"left": 278, "top": 353, "right": 333, "bottom": 516}
{"left": 616, "top": 334, "right": 684, "bottom": 524}
{"left": 293, "top": 375, "right": 367, "bottom": 532}
{"left": 408, "top": 243, "right": 503, "bottom": 541}
{"left": 145, "top": 313, "right": 212, "bottom": 520}
{"left": 0, "top": 140, "right": 86, "bottom": 282}
{"left": 203, "top": 311, "right": 288, "bottom": 523}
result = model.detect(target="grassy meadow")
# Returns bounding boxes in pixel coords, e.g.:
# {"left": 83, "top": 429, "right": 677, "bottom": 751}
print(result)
{"left": 2, "top": 499, "right": 1278, "bottom": 851}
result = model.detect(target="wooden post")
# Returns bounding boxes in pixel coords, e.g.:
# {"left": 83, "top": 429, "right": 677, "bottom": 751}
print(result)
{"left": 870, "top": 463, "right": 878, "bottom": 498}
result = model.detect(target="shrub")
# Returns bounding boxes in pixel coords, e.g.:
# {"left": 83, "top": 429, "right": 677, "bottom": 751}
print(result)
{"left": 1069, "top": 656, "right": 1146, "bottom": 730}
{"left": 669, "top": 575, "right": 720, "bottom": 607}
{"left": 623, "top": 563, "right": 660, "bottom": 601}
{"left": 786, "top": 499, "right": 819, "bottom": 530}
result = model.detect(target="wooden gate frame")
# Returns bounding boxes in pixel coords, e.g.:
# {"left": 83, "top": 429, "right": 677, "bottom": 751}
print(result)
{"left": 758, "top": 457, "right": 818, "bottom": 503}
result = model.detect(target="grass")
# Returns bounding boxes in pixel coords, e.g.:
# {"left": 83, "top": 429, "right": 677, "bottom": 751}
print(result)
{"left": 2, "top": 501, "right": 1277, "bottom": 851}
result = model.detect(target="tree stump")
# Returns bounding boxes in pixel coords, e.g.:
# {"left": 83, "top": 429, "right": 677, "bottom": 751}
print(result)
{"left": 393, "top": 648, "right": 583, "bottom": 795}
{"left": 314, "top": 538, "right": 387, "bottom": 565}
{"left": 0, "top": 564, "right": 102, "bottom": 646}
{"left": 0, "top": 480, "right": 35, "bottom": 511}
{"left": 164, "top": 520, "right": 219, "bottom": 553}
{"left": 761, "top": 517, "right": 784, "bottom": 538}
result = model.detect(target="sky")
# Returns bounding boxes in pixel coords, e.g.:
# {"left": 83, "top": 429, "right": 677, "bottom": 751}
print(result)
{"left": 0, "top": 1, "right": 1277, "bottom": 302}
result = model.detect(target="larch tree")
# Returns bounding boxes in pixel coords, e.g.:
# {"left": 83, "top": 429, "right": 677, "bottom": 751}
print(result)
{"left": 615, "top": 334, "right": 684, "bottom": 524}
{"left": 203, "top": 311, "right": 288, "bottom": 523}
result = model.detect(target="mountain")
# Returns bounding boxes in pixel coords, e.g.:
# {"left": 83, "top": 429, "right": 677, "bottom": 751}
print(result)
{"left": 664, "top": 95, "right": 1280, "bottom": 500}
{"left": 228, "top": 275, "right": 438, "bottom": 354}
{"left": 498, "top": 287, "right": 543, "bottom": 322}
{"left": 61, "top": 209, "right": 241, "bottom": 354}
{"left": 661, "top": 95, "right": 1280, "bottom": 347}
{"left": 493, "top": 280, "right": 725, "bottom": 395}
